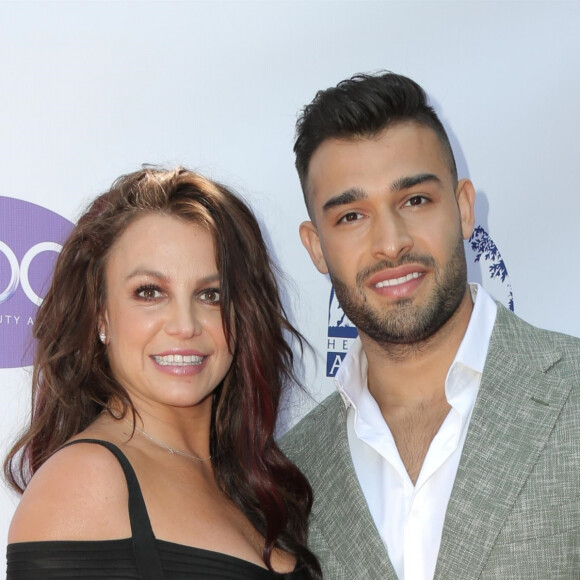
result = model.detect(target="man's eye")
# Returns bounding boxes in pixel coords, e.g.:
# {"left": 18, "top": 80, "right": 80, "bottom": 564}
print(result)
{"left": 200, "top": 289, "right": 220, "bottom": 304}
{"left": 135, "top": 286, "right": 163, "bottom": 301}
{"left": 339, "top": 211, "right": 363, "bottom": 223}
{"left": 405, "top": 195, "right": 428, "bottom": 207}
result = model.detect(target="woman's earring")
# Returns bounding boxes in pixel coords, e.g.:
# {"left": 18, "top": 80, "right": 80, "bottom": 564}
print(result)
{"left": 99, "top": 332, "right": 107, "bottom": 344}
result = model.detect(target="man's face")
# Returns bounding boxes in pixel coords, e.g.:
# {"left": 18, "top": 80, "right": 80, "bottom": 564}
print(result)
{"left": 299, "top": 122, "right": 476, "bottom": 348}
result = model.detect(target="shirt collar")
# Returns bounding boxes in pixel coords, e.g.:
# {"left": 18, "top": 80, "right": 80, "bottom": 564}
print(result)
{"left": 335, "top": 283, "right": 497, "bottom": 411}
{"left": 451, "top": 283, "right": 496, "bottom": 376}
{"left": 444, "top": 283, "right": 497, "bottom": 409}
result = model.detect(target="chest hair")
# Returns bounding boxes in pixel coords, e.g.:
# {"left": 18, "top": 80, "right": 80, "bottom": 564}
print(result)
{"left": 384, "top": 400, "right": 451, "bottom": 485}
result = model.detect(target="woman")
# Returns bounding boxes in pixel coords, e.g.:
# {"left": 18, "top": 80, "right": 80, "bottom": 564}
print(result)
{"left": 4, "top": 167, "right": 321, "bottom": 579}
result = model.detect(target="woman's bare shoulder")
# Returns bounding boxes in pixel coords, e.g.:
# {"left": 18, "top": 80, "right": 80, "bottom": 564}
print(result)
{"left": 8, "top": 440, "right": 132, "bottom": 543}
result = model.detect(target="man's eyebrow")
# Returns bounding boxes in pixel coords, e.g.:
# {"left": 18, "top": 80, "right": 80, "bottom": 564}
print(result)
{"left": 320, "top": 174, "right": 443, "bottom": 213}
{"left": 391, "top": 173, "right": 442, "bottom": 192}
{"left": 322, "top": 188, "right": 367, "bottom": 212}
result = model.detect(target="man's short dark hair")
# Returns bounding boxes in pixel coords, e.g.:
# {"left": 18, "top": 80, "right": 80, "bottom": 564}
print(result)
{"left": 294, "top": 71, "right": 458, "bottom": 208}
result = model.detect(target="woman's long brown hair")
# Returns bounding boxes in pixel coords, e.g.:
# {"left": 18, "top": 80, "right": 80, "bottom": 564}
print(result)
{"left": 4, "top": 167, "right": 321, "bottom": 577}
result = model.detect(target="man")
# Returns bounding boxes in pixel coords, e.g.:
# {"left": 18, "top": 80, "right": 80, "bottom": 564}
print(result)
{"left": 281, "top": 72, "right": 580, "bottom": 580}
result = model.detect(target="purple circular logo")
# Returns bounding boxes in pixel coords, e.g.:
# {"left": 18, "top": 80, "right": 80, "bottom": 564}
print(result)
{"left": 0, "top": 196, "right": 73, "bottom": 368}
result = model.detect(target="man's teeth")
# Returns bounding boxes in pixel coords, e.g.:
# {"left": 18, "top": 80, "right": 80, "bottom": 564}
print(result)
{"left": 153, "top": 354, "right": 204, "bottom": 366}
{"left": 375, "top": 272, "right": 422, "bottom": 288}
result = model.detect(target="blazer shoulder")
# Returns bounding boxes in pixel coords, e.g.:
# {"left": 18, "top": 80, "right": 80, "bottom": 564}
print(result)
{"left": 280, "top": 391, "right": 344, "bottom": 464}
{"left": 493, "top": 304, "right": 580, "bottom": 369}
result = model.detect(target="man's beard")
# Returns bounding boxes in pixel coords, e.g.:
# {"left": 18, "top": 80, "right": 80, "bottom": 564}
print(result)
{"left": 329, "top": 234, "right": 468, "bottom": 349}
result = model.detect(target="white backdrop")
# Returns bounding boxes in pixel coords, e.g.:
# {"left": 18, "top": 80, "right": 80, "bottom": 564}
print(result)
{"left": 1, "top": 0, "right": 579, "bottom": 566}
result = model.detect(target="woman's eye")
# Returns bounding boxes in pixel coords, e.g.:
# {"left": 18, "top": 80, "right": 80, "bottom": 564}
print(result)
{"left": 338, "top": 211, "right": 363, "bottom": 223}
{"left": 135, "top": 286, "right": 163, "bottom": 301}
{"left": 200, "top": 289, "right": 220, "bottom": 304}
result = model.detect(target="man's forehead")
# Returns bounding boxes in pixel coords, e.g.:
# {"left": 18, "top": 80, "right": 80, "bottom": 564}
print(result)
{"left": 305, "top": 123, "right": 451, "bottom": 200}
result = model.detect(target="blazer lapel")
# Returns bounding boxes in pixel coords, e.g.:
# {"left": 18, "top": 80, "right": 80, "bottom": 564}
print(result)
{"left": 310, "top": 394, "right": 398, "bottom": 580}
{"left": 435, "top": 307, "right": 571, "bottom": 580}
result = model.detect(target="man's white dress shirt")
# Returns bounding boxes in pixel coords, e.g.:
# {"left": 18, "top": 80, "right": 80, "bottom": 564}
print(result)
{"left": 334, "top": 284, "right": 497, "bottom": 580}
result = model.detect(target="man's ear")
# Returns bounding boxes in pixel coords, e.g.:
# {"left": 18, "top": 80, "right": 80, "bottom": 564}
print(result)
{"left": 299, "top": 220, "right": 329, "bottom": 275}
{"left": 456, "top": 179, "right": 476, "bottom": 240}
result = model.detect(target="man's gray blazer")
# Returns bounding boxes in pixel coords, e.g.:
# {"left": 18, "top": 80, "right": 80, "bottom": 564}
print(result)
{"left": 282, "top": 305, "right": 580, "bottom": 579}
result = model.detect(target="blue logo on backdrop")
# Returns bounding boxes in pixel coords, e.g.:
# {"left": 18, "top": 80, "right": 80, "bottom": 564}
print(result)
{"left": 326, "top": 225, "right": 513, "bottom": 377}
{"left": 327, "top": 289, "right": 358, "bottom": 376}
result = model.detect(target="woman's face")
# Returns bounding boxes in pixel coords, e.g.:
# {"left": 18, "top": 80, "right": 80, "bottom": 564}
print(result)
{"left": 101, "top": 213, "right": 233, "bottom": 415}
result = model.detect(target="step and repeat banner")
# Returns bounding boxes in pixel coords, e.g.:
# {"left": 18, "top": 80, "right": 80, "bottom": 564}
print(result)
{"left": 1, "top": 0, "right": 579, "bottom": 557}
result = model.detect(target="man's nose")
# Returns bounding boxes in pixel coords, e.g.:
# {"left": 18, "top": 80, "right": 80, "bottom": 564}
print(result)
{"left": 370, "top": 211, "right": 413, "bottom": 262}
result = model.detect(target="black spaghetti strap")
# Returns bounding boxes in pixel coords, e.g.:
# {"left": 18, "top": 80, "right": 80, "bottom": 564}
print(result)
{"left": 61, "top": 438, "right": 165, "bottom": 580}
